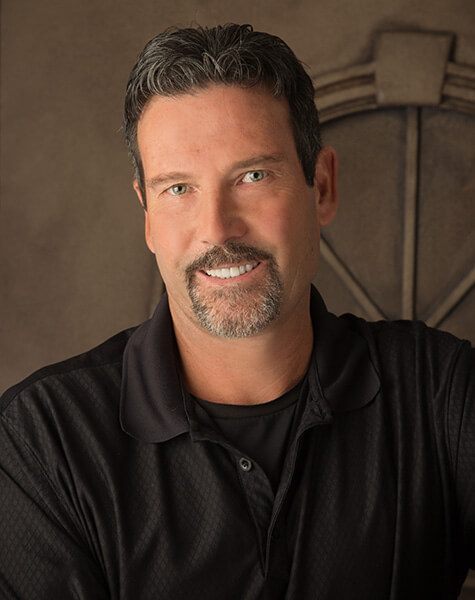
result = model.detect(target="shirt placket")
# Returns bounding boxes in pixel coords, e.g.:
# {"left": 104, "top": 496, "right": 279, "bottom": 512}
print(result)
{"left": 184, "top": 385, "right": 333, "bottom": 590}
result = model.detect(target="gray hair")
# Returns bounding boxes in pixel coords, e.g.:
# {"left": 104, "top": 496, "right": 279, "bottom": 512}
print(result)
{"left": 124, "top": 24, "right": 322, "bottom": 206}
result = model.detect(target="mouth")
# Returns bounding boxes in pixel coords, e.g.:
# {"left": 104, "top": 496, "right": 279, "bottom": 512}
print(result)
{"left": 202, "top": 262, "right": 260, "bottom": 280}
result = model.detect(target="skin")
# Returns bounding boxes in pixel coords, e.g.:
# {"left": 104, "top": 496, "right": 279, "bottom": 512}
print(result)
{"left": 134, "top": 84, "right": 338, "bottom": 405}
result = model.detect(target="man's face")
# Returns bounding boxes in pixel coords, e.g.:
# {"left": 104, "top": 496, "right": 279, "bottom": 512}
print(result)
{"left": 135, "top": 85, "right": 337, "bottom": 338}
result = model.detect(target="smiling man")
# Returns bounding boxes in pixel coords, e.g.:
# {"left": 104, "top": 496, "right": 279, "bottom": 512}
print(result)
{"left": 133, "top": 83, "right": 337, "bottom": 405}
{"left": 1, "top": 24, "right": 474, "bottom": 599}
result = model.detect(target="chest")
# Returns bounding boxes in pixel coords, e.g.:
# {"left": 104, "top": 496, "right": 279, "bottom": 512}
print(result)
{"left": 86, "top": 402, "right": 459, "bottom": 599}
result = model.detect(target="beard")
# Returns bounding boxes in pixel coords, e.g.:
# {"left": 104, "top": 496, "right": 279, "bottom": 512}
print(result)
{"left": 185, "top": 242, "right": 283, "bottom": 338}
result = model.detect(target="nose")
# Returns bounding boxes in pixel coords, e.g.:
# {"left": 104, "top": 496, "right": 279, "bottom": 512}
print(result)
{"left": 197, "top": 190, "right": 248, "bottom": 246}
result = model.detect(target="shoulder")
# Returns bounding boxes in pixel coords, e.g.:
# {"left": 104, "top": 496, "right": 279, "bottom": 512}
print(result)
{"left": 341, "top": 313, "right": 472, "bottom": 377}
{"left": 0, "top": 326, "right": 142, "bottom": 509}
{"left": 336, "top": 313, "right": 474, "bottom": 426}
{"left": 0, "top": 326, "right": 139, "bottom": 454}
{"left": 342, "top": 314, "right": 474, "bottom": 464}
{"left": 1, "top": 327, "right": 136, "bottom": 411}
{"left": 0, "top": 326, "right": 141, "bottom": 569}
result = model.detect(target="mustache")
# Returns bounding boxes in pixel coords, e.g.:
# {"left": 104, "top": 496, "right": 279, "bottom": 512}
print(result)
{"left": 185, "top": 242, "right": 274, "bottom": 275}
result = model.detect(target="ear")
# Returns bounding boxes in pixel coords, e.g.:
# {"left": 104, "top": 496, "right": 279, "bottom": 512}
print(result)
{"left": 313, "top": 146, "right": 338, "bottom": 227}
{"left": 133, "top": 179, "right": 146, "bottom": 210}
{"left": 133, "top": 180, "right": 155, "bottom": 254}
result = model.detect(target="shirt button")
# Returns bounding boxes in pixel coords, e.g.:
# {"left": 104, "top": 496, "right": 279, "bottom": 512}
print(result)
{"left": 239, "top": 457, "right": 252, "bottom": 472}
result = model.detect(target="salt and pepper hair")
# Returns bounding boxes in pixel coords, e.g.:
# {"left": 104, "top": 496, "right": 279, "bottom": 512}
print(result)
{"left": 123, "top": 24, "right": 322, "bottom": 206}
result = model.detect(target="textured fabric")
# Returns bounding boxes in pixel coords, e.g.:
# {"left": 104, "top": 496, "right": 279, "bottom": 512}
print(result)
{"left": 0, "top": 286, "right": 474, "bottom": 599}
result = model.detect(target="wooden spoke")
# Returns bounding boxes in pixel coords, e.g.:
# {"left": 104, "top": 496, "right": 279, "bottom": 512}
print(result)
{"left": 426, "top": 267, "right": 475, "bottom": 327}
{"left": 402, "top": 107, "right": 420, "bottom": 319}
{"left": 320, "top": 238, "right": 387, "bottom": 320}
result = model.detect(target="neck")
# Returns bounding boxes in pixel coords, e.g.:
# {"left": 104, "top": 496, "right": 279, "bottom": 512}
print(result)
{"left": 170, "top": 292, "right": 313, "bottom": 405}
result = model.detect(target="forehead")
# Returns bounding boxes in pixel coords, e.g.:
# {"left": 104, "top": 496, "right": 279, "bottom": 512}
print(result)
{"left": 136, "top": 85, "right": 296, "bottom": 169}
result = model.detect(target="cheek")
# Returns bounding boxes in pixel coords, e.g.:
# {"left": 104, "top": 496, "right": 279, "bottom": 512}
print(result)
{"left": 253, "top": 194, "right": 297, "bottom": 240}
{"left": 271, "top": 198, "right": 319, "bottom": 254}
{"left": 263, "top": 212, "right": 292, "bottom": 243}
{"left": 150, "top": 229, "right": 203, "bottom": 290}
{"left": 147, "top": 214, "right": 187, "bottom": 261}
{"left": 285, "top": 206, "right": 321, "bottom": 281}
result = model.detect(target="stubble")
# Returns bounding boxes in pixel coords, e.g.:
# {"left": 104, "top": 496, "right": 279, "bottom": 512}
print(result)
{"left": 185, "top": 242, "right": 283, "bottom": 338}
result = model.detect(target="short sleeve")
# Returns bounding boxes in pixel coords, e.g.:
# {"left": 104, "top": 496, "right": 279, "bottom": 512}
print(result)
{"left": 0, "top": 413, "right": 110, "bottom": 599}
{"left": 447, "top": 341, "right": 475, "bottom": 568}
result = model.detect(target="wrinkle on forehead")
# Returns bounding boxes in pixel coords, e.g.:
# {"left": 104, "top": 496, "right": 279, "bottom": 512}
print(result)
{"left": 137, "top": 85, "right": 297, "bottom": 181}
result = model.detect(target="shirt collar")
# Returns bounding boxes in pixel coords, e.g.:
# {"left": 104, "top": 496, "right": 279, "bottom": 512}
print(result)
{"left": 120, "top": 296, "right": 189, "bottom": 442}
{"left": 307, "top": 285, "right": 380, "bottom": 415}
{"left": 120, "top": 285, "right": 380, "bottom": 442}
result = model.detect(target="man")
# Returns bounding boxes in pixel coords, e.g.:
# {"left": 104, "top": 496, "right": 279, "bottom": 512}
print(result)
{"left": 0, "top": 24, "right": 473, "bottom": 599}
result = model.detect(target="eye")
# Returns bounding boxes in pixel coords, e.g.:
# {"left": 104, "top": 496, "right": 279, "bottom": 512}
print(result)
{"left": 166, "top": 183, "right": 188, "bottom": 196}
{"left": 242, "top": 170, "right": 266, "bottom": 183}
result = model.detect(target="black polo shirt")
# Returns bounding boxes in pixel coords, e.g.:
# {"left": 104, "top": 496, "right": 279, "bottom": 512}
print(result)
{"left": 0, "top": 286, "right": 474, "bottom": 599}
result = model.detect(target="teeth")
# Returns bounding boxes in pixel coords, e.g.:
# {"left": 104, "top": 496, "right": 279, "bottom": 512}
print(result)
{"left": 204, "top": 263, "right": 258, "bottom": 279}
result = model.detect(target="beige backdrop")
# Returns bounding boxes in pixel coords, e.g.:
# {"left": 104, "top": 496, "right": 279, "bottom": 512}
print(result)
{"left": 1, "top": 0, "right": 474, "bottom": 390}
{"left": 1, "top": 1, "right": 475, "bottom": 596}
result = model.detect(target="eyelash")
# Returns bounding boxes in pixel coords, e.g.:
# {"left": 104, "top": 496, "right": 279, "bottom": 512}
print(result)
{"left": 241, "top": 170, "right": 267, "bottom": 183}
{"left": 163, "top": 170, "right": 268, "bottom": 196}
{"left": 165, "top": 183, "right": 189, "bottom": 196}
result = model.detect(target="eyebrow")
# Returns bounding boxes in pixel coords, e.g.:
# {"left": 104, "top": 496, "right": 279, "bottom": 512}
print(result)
{"left": 232, "top": 154, "right": 285, "bottom": 170}
{"left": 146, "top": 172, "right": 192, "bottom": 189}
{"left": 145, "top": 154, "right": 285, "bottom": 189}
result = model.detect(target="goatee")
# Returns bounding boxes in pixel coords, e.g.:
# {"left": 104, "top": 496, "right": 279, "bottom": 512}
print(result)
{"left": 185, "top": 242, "right": 283, "bottom": 338}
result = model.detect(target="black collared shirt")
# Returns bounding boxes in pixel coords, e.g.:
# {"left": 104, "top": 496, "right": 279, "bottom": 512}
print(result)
{"left": 0, "top": 286, "right": 474, "bottom": 599}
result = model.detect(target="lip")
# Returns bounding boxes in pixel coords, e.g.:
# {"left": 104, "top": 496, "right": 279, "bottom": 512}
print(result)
{"left": 197, "top": 261, "right": 262, "bottom": 285}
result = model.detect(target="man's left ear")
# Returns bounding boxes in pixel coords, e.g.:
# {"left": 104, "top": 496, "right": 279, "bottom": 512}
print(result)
{"left": 313, "top": 146, "right": 338, "bottom": 227}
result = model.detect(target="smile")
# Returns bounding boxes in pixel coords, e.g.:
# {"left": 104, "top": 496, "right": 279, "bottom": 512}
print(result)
{"left": 203, "top": 262, "right": 259, "bottom": 279}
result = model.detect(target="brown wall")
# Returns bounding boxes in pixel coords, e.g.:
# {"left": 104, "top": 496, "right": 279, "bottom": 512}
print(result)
{"left": 2, "top": 0, "right": 475, "bottom": 393}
